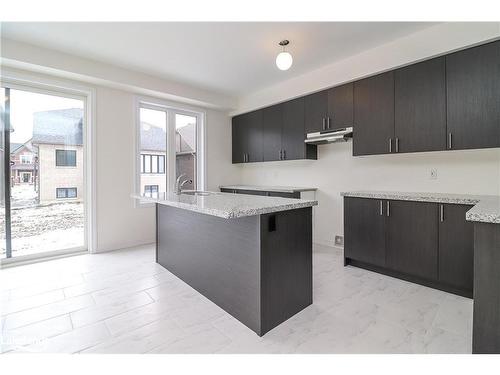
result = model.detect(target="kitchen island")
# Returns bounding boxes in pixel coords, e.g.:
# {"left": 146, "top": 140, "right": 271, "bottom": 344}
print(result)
{"left": 133, "top": 191, "right": 318, "bottom": 336}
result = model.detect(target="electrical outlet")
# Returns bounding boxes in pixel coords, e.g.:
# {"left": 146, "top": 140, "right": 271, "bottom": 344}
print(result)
{"left": 430, "top": 169, "right": 438, "bottom": 180}
{"left": 334, "top": 235, "right": 344, "bottom": 247}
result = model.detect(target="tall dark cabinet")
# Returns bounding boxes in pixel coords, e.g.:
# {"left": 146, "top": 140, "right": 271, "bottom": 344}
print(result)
{"left": 446, "top": 40, "right": 500, "bottom": 150}
{"left": 232, "top": 110, "right": 263, "bottom": 163}
{"left": 353, "top": 71, "right": 395, "bottom": 156}
{"left": 395, "top": 57, "right": 447, "bottom": 153}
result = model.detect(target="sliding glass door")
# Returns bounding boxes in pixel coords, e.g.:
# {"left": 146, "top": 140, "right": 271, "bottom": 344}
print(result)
{"left": 1, "top": 85, "right": 86, "bottom": 260}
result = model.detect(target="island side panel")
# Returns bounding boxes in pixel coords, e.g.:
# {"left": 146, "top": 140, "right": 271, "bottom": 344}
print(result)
{"left": 260, "top": 207, "right": 313, "bottom": 335}
{"left": 473, "top": 222, "right": 500, "bottom": 354}
{"left": 156, "top": 204, "right": 262, "bottom": 334}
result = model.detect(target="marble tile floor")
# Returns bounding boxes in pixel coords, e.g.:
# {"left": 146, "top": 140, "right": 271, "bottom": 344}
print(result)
{"left": 0, "top": 244, "right": 473, "bottom": 354}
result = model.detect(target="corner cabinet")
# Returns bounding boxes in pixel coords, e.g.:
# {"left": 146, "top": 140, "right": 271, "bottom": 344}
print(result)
{"left": 344, "top": 197, "right": 474, "bottom": 297}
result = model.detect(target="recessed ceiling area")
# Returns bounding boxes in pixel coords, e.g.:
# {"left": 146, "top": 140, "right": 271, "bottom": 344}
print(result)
{"left": 1, "top": 22, "right": 439, "bottom": 97}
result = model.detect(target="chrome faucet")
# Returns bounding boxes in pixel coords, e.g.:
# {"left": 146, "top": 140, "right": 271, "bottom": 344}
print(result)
{"left": 175, "top": 174, "right": 190, "bottom": 194}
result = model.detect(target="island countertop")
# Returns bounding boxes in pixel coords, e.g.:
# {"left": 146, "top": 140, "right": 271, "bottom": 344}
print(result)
{"left": 132, "top": 191, "right": 318, "bottom": 219}
{"left": 341, "top": 191, "right": 500, "bottom": 224}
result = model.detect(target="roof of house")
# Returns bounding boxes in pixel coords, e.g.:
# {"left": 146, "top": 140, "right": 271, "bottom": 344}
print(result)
{"left": 10, "top": 142, "right": 24, "bottom": 153}
{"left": 32, "top": 108, "right": 83, "bottom": 146}
{"left": 140, "top": 122, "right": 167, "bottom": 152}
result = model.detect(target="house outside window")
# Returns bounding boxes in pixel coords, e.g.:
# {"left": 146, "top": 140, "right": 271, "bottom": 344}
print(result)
{"left": 20, "top": 154, "right": 33, "bottom": 164}
{"left": 56, "top": 149, "right": 77, "bottom": 167}
{"left": 56, "top": 187, "right": 77, "bottom": 199}
{"left": 144, "top": 184, "right": 158, "bottom": 197}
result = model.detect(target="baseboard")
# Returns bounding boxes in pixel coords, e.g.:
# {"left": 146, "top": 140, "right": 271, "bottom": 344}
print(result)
{"left": 93, "top": 241, "right": 155, "bottom": 254}
{"left": 313, "top": 239, "right": 344, "bottom": 252}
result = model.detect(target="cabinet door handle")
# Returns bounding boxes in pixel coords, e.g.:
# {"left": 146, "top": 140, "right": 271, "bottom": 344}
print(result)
{"left": 386, "top": 201, "right": 390, "bottom": 217}
{"left": 279, "top": 150, "right": 282, "bottom": 160}
{"left": 327, "top": 117, "right": 331, "bottom": 129}
{"left": 322, "top": 118, "right": 326, "bottom": 130}
{"left": 388, "top": 138, "right": 392, "bottom": 153}
{"left": 448, "top": 132, "right": 452, "bottom": 149}
{"left": 395, "top": 137, "right": 399, "bottom": 153}
{"left": 283, "top": 149, "right": 286, "bottom": 160}
{"left": 440, "top": 204, "right": 444, "bottom": 222}
{"left": 379, "top": 200, "right": 383, "bottom": 216}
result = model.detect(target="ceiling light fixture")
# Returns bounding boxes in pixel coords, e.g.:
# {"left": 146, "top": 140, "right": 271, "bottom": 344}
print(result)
{"left": 276, "top": 40, "right": 293, "bottom": 71}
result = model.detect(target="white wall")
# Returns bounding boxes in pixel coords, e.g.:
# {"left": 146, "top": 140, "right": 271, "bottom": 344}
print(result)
{"left": 233, "top": 22, "right": 500, "bottom": 247}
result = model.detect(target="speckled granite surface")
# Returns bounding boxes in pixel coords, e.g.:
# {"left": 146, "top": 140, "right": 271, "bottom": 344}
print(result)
{"left": 219, "top": 185, "right": 317, "bottom": 193}
{"left": 341, "top": 191, "right": 500, "bottom": 224}
{"left": 132, "top": 192, "right": 318, "bottom": 219}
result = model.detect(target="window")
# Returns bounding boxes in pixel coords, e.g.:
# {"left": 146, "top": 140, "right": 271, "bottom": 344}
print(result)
{"left": 144, "top": 185, "right": 158, "bottom": 197}
{"left": 137, "top": 101, "right": 204, "bottom": 200}
{"left": 56, "top": 187, "right": 77, "bottom": 199}
{"left": 56, "top": 149, "right": 76, "bottom": 167}
{"left": 20, "top": 154, "right": 33, "bottom": 164}
{"left": 141, "top": 154, "right": 165, "bottom": 174}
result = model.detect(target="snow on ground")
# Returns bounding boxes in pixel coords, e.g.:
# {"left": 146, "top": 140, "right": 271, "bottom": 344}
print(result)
{"left": 1, "top": 185, "right": 84, "bottom": 258}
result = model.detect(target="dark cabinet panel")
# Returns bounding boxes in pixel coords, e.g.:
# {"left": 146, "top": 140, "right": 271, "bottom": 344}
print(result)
{"left": 304, "top": 90, "right": 328, "bottom": 133}
{"left": 386, "top": 200, "right": 438, "bottom": 280}
{"left": 344, "top": 197, "right": 386, "bottom": 267}
{"left": 262, "top": 104, "right": 283, "bottom": 162}
{"left": 282, "top": 97, "right": 316, "bottom": 161}
{"left": 473, "top": 222, "right": 500, "bottom": 353}
{"left": 267, "top": 191, "right": 300, "bottom": 199}
{"left": 446, "top": 41, "right": 500, "bottom": 150}
{"left": 328, "top": 83, "right": 353, "bottom": 129}
{"left": 395, "top": 57, "right": 447, "bottom": 153}
{"left": 353, "top": 72, "right": 395, "bottom": 156}
{"left": 438, "top": 204, "right": 474, "bottom": 293}
{"left": 246, "top": 110, "right": 263, "bottom": 162}
{"left": 231, "top": 115, "right": 245, "bottom": 163}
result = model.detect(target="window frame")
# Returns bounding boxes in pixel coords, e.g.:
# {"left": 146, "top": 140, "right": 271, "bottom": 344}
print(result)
{"left": 55, "top": 149, "right": 77, "bottom": 167}
{"left": 134, "top": 96, "right": 206, "bottom": 207}
{"left": 20, "top": 154, "right": 33, "bottom": 164}
{"left": 56, "top": 187, "right": 77, "bottom": 199}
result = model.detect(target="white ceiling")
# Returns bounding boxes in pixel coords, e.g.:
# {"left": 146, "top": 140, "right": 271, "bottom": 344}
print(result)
{"left": 1, "top": 22, "right": 438, "bottom": 97}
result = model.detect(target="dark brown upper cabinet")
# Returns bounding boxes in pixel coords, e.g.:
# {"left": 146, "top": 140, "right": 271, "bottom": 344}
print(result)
{"left": 262, "top": 104, "right": 283, "bottom": 162}
{"left": 327, "top": 83, "right": 353, "bottom": 129}
{"left": 395, "top": 57, "right": 447, "bottom": 153}
{"left": 446, "top": 40, "right": 500, "bottom": 150}
{"left": 282, "top": 97, "right": 317, "bottom": 161}
{"left": 353, "top": 71, "right": 395, "bottom": 156}
{"left": 304, "top": 90, "right": 328, "bottom": 134}
{"left": 231, "top": 110, "right": 263, "bottom": 163}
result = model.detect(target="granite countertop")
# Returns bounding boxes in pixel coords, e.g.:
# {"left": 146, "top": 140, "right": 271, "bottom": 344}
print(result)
{"left": 219, "top": 185, "right": 317, "bottom": 193}
{"left": 132, "top": 191, "right": 318, "bottom": 219}
{"left": 341, "top": 191, "right": 500, "bottom": 224}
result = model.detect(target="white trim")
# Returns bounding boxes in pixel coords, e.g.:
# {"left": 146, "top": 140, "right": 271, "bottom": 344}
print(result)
{"left": 1, "top": 247, "right": 87, "bottom": 268}
{"left": 1, "top": 71, "right": 97, "bottom": 258}
{"left": 133, "top": 95, "right": 207, "bottom": 207}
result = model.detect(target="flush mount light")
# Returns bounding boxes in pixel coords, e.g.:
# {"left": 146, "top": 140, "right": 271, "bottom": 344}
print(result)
{"left": 275, "top": 40, "right": 293, "bottom": 71}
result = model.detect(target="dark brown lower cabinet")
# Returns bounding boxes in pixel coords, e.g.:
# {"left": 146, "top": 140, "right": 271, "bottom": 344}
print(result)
{"left": 344, "top": 197, "right": 386, "bottom": 267}
{"left": 473, "top": 222, "right": 500, "bottom": 353}
{"left": 438, "top": 204, "right": 474, "bottom": 294}
{"left": 344, "top": 197, "right": 473, "bottom": 297}
{"left": 386, "top": 200, "right": 438, "bottom": 281}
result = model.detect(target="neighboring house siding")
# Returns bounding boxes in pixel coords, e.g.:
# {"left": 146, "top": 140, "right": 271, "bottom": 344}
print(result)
{"left": 38, "top": 144, "right": 84, "bottom": 202}
{"left": 140, "top": 150, "right": 167, "bottom": 194}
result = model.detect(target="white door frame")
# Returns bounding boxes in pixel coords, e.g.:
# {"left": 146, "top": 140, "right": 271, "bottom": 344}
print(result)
{"left": 1, "top": 69, "right": 97, "bottom": 265}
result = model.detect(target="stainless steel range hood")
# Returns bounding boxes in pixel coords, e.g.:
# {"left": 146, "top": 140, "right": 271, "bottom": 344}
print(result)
{"left": 304, "top": 127, "right": 353, "bottom": 145}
